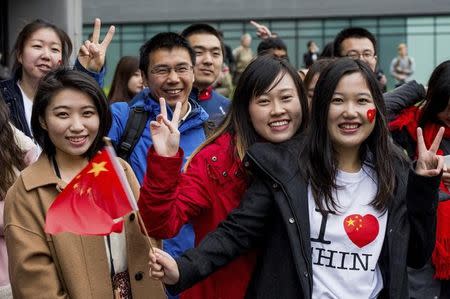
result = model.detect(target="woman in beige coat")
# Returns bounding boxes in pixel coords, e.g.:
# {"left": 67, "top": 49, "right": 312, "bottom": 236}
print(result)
{"left": 4, "top": 69, "right": 166, "bottom": 299}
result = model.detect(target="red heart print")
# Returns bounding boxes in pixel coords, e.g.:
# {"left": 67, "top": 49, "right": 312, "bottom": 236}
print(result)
{"left": 367, "top": 109, "right": 376, "bottom": 123}
{"left": 343, "top": 214, "right": 379, "bottom": 248}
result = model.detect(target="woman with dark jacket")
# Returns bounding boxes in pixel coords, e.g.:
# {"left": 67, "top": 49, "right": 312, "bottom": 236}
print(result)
{"left": 0, "top": 18, "right": 111, "bottom": 137}
{"left": 148, "top": 58, "right": 443, "bottom": 298}
{"left": 389, "top": 60, "right": 450, "bottom": 298}
{"left": 139, "top": 54, "right": 308, "bottom": 299}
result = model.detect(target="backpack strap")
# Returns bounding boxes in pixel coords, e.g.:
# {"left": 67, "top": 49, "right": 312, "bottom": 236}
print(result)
{"left": 116, "top": 106, "right": 149, "bottom": 161}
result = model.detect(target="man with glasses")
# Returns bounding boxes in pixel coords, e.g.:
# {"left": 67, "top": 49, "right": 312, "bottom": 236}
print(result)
{"left": 333, "top": 27, "right": 425, "bottom": 121}
{"left": 333, "top": 27, "right": 387, "bottom": 90}
{"left": 108, "top": 33, "right": 208, "bottom": 285}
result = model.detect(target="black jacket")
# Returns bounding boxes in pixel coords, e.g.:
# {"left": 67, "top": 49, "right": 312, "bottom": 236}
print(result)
{"left": 169, "top": 136, "right": 439, "bottom": 299}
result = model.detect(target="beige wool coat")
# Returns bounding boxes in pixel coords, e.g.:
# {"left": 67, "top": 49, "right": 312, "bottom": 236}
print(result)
{"left": 4, "top": 154, "right": 166, "bottom": 299}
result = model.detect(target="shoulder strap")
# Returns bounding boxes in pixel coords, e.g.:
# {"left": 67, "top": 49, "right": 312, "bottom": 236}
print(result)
{"left": 116, "top": 106, "right": 149, "bottom": 161}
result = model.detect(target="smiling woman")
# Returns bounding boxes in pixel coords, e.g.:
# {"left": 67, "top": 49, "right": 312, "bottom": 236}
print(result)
{"left": 39, "top": 88, "right": 100, "bottom": 178}
{"left": 138, "top": 54, "right": 309, "bottom": 299}
{"left": 3, "top": 69, "right": 166, "bottom": 299}
{"left": 147, "top": 58, "right": 443, "bottom": 299}
{"left": 0, "top": 18, "right": 113, "bottom": 138}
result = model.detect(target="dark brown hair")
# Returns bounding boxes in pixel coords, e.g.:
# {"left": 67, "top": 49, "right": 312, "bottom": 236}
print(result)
{"left": 333, "top": 27, "right": 377, "bottom": 57}
{"left": 0, "top": 96, "right": 25, "bottom": 199}
{"left": 186, "top": 54, "right": 308, "bottom": 169}
{"left": 12, "top": 19, "right": 73, "bottom": 79}
{"left": 108, "top": 56, "right": 140, "bottom": 103}
{"left": 304, "top": 58, "right": 405, "bottom": 214}
{"left": 32, "top": 68, "right": 111, "bottom": 160}
{"left": 419, "top": 60, "right": 450, "bottom": 128}
{"left": 303, "top": 58, "right": 335, "bottom": 91}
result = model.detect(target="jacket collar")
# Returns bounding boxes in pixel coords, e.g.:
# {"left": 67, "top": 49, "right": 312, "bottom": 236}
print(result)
{"left": 21, "top": 154, "right": 66, "bottom": 191}
{"left": 245, "top": 133, "right": 305, "bottom": 184}
{"left": 129, "top": 88, "right": 208, "bottom": 130}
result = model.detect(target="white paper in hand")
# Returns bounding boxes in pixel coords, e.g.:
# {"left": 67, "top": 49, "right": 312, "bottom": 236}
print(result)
{"left": 444, "top": 155, "right": 450, "bottom": 167}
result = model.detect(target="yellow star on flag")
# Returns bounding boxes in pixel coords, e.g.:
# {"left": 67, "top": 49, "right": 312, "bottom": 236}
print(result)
{"left": 88, "top": 161, "right": 108, "bottom": 177}
{"left": 346, "top": 218, "right": 355, "bottom": 226}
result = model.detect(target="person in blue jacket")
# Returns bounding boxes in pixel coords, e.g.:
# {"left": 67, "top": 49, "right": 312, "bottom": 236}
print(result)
{"left": 0, "top": 18, "right": 111, "bottom": 138}
{"left": 108, "top": 32, "right": 208, "bottom": 296}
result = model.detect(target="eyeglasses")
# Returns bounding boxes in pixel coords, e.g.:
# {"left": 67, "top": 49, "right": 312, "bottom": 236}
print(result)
{"left": 346, "top": 51, "right": 375, "bottom": 60}
{"left": 150, "top": 64, "right": 193, "bottom": 76}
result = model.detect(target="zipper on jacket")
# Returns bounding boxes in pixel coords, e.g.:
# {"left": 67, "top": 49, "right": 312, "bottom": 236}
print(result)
{"left": 246, "top": 152, "right": 313, "bottom": 293}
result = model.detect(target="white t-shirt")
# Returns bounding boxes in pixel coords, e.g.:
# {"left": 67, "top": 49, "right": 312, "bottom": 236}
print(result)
{"left": 17, "top": 82, "right": 33, "bottom": 135}
{"left": 103, "top": 231, "right": 128, "bottom": 275}
{"left": 308, "top": 165, "right": 388, "bottom": 299}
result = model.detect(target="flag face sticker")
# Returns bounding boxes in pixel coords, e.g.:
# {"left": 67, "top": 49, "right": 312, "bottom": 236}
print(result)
{"left": 45, "top": 149, "right": 134, "bottom": 236}
{"left": 343, "top": 214, "right": 379, "bottom": 248}
{"left": 367, "top": 108, "right": 376, "bottom": 123}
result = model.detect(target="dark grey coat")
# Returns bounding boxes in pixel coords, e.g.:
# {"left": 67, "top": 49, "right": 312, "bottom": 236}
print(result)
{"left": 169, "top": 136, "right": 439, "bottom": 299}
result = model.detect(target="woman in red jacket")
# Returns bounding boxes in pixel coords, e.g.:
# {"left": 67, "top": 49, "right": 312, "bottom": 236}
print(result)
{"left": 138, "top": 54, "right": 309, "bottom": 299}
{"left": 389, "top": 60, "right": 450, "bottom": 298}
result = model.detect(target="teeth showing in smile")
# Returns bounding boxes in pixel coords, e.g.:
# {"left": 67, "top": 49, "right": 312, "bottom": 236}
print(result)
{"left": 166, "top": 89, "right": 182, "bottom": 95}
{"left": 269, "top": 120, "right": 289, "bottom": 127}
{"left": 68, "top": 136, "right": 86, "bottom": 143}
{"left": 339, "top": 123, "right": 359, "bottom": 129}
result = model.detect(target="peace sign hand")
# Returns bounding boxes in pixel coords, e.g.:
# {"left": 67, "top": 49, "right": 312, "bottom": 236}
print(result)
{"left": 415, "top": 127, "right": 445, "bottom": 177}
{"left": 78, "top": 18, "right": 115, "bottom": 72}
{"left": 150, "top": 98, "right": 181, "bottom": 157}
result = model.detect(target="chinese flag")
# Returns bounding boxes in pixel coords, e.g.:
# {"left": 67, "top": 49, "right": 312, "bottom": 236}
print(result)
{"left": 45, "top": 147, "right": 136, "bottom": 235}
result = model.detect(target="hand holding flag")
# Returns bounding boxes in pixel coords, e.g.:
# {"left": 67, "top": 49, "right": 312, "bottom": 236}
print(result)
{"left": 45, "top": 144, "right": 138, "bottom": 236}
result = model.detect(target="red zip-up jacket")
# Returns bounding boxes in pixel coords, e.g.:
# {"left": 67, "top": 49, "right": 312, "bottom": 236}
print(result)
{"left": 139, "top": 132, "right": 257, "bottom": 299}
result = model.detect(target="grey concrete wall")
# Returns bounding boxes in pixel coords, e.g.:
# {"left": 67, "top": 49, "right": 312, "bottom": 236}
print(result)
{"left": 7, "top": 0, "right": 82, "bottom": 64}
{"left": 83, "top": 0, "right": 450, "bottom": 24}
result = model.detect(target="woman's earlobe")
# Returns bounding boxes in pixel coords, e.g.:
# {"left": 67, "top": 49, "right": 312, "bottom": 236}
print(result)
{"left": 39, "top": 117, "right": 47, "bottom": 130}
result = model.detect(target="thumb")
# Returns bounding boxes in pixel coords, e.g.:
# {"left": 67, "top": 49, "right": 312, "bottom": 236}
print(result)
{"left": 155, "top": 248, "right": 175, "bottom": 268}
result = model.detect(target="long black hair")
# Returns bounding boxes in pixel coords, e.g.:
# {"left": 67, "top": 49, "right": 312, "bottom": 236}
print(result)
{"left": 304, "top": 58, "right": 405, "bottom": 214}
{"left": 186, "top": 54, "right": 308, "bottom": 166}
{"left": 0, "top": 97, "right": 26, "bottom": 199}
{"left": 419, "top": 60, "right": 450, "bottom": 128}
{"left": 12, "top": 19, "right": 72, "bottom": 79}
{"left": 31, "top": 68, "right": 111, "bottom": 160}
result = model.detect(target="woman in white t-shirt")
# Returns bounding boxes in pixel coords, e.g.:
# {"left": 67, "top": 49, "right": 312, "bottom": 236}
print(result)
{"left": 147, "top": 58, "right": 443, "bottom": 299}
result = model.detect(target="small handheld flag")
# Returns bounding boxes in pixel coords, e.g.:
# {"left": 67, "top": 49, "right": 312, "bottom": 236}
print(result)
{"left": 45, "top": 146, "right": 136, "bottom": 236}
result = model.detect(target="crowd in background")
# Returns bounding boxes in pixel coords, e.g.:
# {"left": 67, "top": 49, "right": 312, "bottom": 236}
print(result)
{"left": 0, "top": 16, "right": 448, "bottom": 299}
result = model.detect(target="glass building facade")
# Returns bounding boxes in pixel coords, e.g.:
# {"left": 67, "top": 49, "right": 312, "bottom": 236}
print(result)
{"left": 84, "top": 15, "right": 450, "bottom": 91}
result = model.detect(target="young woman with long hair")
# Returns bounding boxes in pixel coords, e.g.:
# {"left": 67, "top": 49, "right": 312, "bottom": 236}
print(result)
{"left": 0, "top": 18, "right": 113, "bottom": 137}
{"left": 108, "top": 56, "right": 143, "bottom": 103}
{"left": 148, "top": 58, "right": 443, "bottom": 298}
{"left": 138, "top": 54, "right": 309, "bottom": 299}
{"left": 389, "top": 60, "right": 450, "bottom": 298}
{"left": 0, "top": 96, "right": 37, "bottom": 299}
{"left": 4, "top": 69, "right": 165, "bottom": 299}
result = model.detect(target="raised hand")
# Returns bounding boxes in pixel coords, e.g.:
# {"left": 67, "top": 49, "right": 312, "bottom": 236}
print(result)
{"left": 250, "top": 20, "right": 272, "bottom": 40}
{"left": 149, "top": 248, "right": 180, "bottom": 285}
{"left": 415, "top": 127, "right": 445, "bottom": 177}
{"left": 78, "top": 18, "right": 115, "bottom": 72}
{"left": 149, "top": 98, "right": 181, "bottom": 157}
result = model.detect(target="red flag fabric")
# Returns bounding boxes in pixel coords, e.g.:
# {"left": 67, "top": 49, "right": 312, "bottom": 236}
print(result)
{"left": 45, "top": 147, "right": 135, "bottom": 235}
